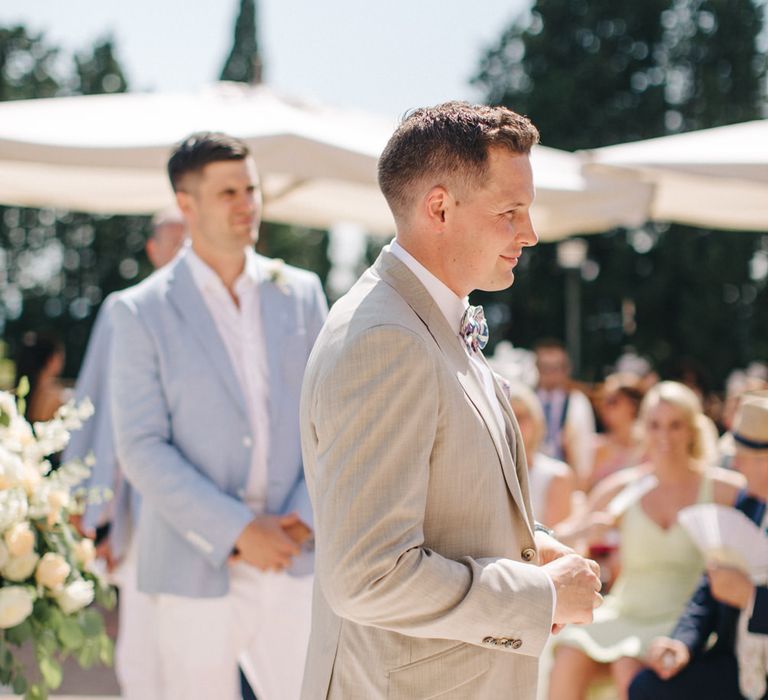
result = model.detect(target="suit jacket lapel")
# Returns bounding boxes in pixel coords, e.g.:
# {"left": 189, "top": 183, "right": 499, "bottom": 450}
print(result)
{"left": 166, "top": 256, "right": 248, "bottom": 419}
{"left": 256, "top": 256, "right": 292, "bottom": 427}
{"left": 375, "top": 250, "right": 528, "bottom": 518}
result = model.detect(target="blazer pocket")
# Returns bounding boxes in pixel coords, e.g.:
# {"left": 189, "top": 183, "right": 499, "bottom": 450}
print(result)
{"left": 387, "top": 642, "right": 490, "bottom": 700}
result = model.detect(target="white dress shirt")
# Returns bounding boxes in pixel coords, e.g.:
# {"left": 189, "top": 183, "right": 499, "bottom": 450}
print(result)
{"left": 186, "top": 245, "right": 269, "bottom": 514}
{"left": 388, "top": 239, "right": 557, "bottom": 618}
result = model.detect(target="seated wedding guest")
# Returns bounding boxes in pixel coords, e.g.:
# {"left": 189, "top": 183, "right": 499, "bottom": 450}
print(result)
{"left": 719, "top": 370, "right": 768, "bottom": 470}
{"left": 631, "top": 392, "right": 768, "bottom": 700}
{"left": 63, "top": 208, "right": 187, "bottom": 700}
{"left": 589, "top": 374, "right": 646, "bottom": 492}
{"left": 535, "top": 338, "right": 596, "bottom": 488}
{"left": 548, "top": 381, "right": 744, "bottom": 700}
{"left": 14, "top": 331, "right": 67, "bottom": 423}
{"left": 507, "top": 382, "right": 574, "bottom": 527}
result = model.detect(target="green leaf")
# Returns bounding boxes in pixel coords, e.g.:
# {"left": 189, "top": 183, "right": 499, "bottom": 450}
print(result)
{"left": 57, "top": 617, "right": 85, "bottom": 651}
{"left": 76, "top": 639, "right": 99, "bottom": 668}
{"left": 32, "top": 599, "right": 53, "bottom": 625}
{"left": 38, "top": 656, "right": 62, "bottom": 689}
{"left": 80, "top": 609, "right": 104, "bottom": 637}
{"left": 17, "top": 376, "right": 30, "bottom": 399}
{"left": 25, "top": 682, "right": 48, "bottom": 700}
{"left": 98, "top": 633, "right": 114, "bottom": 666}
{"left": 12, "top": 673, "right": 28, "bottom": 694}
{"left": 6, "top": 619, "right": 33, "bottom": 646}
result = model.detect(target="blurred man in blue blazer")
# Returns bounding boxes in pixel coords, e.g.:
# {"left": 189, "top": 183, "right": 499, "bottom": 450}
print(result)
{"left": 110, "top": 132, "right": 327, "bottom": 700}
{"left": 630, "top": 392, "right": 768, "bottom": 700}
{"left": 64, "top": 208, "right": 186, "bottom": 700}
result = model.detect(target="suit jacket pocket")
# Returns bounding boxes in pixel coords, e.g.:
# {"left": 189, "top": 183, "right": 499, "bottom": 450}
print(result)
{"left": 387, "top": 642, "right": 490, "bottom": 700}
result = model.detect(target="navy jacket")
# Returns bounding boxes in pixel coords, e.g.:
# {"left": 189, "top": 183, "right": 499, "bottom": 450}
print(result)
{"left": 673, "top": 491, "right": 768, "bottom": 656}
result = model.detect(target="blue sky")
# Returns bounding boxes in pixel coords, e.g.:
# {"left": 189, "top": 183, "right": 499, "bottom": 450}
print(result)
{"left": 0, "top": 0, "right": 530, "bottom": 118}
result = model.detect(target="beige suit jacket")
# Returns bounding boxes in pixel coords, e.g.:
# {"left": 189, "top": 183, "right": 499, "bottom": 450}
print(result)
{"left": 300, "top": 250, "right": 554, "bottom": 699}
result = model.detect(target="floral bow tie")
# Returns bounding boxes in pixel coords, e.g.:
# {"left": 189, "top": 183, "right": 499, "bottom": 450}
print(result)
{"left": 459, "top": 305, "right": 489, "bottom": 353}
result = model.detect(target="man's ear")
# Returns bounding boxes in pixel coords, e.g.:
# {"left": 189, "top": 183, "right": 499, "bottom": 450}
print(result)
{"left": 175, "top": 190, "right": 192, "bottom": 217}
{"left": 424, "top": 185, "right": 450, "bottom": 228}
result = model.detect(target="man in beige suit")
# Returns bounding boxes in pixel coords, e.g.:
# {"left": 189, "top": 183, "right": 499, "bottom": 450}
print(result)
{"left": 300, "top": 102, "right": 602, "bottom": 699}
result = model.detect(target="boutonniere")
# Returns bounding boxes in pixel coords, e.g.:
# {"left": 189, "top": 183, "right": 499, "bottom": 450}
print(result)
{"left": 267, "top": 258, "right": 289, "bottom": 293}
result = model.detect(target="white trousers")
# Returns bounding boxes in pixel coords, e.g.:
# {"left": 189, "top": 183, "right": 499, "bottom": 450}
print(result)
{"left": 154, "top": 563, "right": 313, "bottom": 700}
{"left": 113, "top": 541, "right": 163, "bottom": 700}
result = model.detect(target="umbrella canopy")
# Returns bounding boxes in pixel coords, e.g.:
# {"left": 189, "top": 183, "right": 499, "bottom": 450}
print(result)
{"left": 585, "top": 120, "right": 768, "bottom": 231}
{"left": 0, "top": 82, "right": 649, "bottom": 239}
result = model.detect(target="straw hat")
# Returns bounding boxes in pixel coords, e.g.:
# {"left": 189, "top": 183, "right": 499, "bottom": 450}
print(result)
{"left": 732, "top": 390, "right": 768, "bottom": 453}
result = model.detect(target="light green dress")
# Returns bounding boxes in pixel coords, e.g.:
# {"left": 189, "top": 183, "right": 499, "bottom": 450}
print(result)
{"left": 556, "top": 475, "right": 712, "bottom": 662}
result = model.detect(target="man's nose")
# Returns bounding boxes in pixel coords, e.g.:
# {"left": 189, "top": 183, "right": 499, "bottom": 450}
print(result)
{"left": 521, "top": 212, "right": 538, "bottom": 247}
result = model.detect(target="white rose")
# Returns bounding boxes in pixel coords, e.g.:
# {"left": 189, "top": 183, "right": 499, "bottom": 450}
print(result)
{"left": 0, "top": 445, "right": 24, "bottom": 490}
{"left": 0, "top": 586, "right": 34, "bottom": 628}
{"left": 20, "top": 462, "right": 42, "bottom": 496}
{"left": 2, "top": 552, "right": 40, "bottom": 582}
{"left": 73, "top": 538, "right": 95, "bottom": 568}
{"left": 0, "top": 489, "right": 29, "bottom": 532}
{"left": 35, "top": 552, "right": 70, "bottom": 589}
{"left": 46, "top": 489, "right": 70, "bottom": 526}
{"left": 54, "top": 579, "right": 94, "bottom": 615}
{"left": 4, "top": 522, "right": 35, "bottom": 558}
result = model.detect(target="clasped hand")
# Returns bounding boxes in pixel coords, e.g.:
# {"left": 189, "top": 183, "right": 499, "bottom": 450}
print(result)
{"left": 536, "top": 531, "right": 603, "bottom": 633}
{"left": 231, "top": 512, "right": 312, "bottom": 572}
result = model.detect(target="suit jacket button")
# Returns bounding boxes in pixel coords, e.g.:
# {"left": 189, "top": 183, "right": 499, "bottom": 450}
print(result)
{"left": 521, "top": 547, "right": 536, "bottom": 561}
{"left": 503, "top": 639, "right": 513, "bottom": 648}
{"left": 482, "top": 637, "right": 494, "bottom": 645}
{"left": 512, "top": 639, "right": 522, "bottom": 650}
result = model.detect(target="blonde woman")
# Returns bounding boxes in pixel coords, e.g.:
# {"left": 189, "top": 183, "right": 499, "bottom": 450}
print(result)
{"left": 507, "top": 382, "right": 575, "bottom": 528}
{"left": 548, "top": 381, "right": 744, "bottom": 700}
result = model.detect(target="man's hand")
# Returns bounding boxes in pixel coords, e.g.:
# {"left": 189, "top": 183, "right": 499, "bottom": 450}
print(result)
{"left": 544, "top": 553, "right": 602, "bottom": 626}
{"left": 232, "top": 513, "right": 303, "bottom": 571}
{"left": 283, "top": 519, "right": 313, "bottom": 547}
{"left": 95, "top": 537, "right": 117, "bottom": 573}
{"left": 535, "top": 530, "right": 575, "bottom": 565}
{"left": 646, "top": 637, "right": 690, "bottom": 679}
{"left": 707, "top": 563, "right": 755, "bottom": 610}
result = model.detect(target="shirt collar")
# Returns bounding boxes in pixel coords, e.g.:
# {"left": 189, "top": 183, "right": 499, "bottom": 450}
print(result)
{"left": 186, "top": 244, "right": 260, "bottom": 298}
{"left": 389, "top": 238, "right": 468, "bottom": 335}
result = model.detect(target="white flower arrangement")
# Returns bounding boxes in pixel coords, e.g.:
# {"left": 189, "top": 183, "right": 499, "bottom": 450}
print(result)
{"left": 0, "top": 384, "right": 115, "bottom": 699}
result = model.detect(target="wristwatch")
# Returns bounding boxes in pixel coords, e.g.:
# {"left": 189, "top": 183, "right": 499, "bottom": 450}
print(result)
{"left": 534, "top": 522, "right": 555, "bottom": 538}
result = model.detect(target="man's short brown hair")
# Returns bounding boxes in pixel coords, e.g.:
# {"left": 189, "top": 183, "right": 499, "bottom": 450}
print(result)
{"left": 167, "top": 131, "right": 250, "bottom": 192}
{"left": 377, "top": 101, "right": 539, "bottom": 220}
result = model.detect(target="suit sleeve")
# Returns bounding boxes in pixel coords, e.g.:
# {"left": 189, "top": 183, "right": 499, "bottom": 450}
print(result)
{"left": 671, "top": 574, "right": 719, "bottom": 655}
{"left": 309, "top": 324, "right": 554, "bottom": 658}
{"left": 281, "top": 275, "right": 328, "bottom": 527}
{"left": 110, "top": 297, "right": 253, "bottom": 567}
{"left": 62, "top": 296, "right": 119, "bottom": 532}
{"left": 748, "top": 586, "right": 768, "bottom": 635}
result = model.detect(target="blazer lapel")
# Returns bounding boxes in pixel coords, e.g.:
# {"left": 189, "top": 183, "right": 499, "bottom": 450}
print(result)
{"left": 166, "top": 256, "right": 248, "bottom": 419}
{"left": 256, "top": 257, "right": 292, "bottom": 426}
{"left": 375, "top": 250, "right": 528, "bottom": 517}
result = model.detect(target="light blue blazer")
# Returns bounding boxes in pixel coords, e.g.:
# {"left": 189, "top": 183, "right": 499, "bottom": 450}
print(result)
{"left": 110, "top": 251, "right": 327, "bottom": 597}
{"left": 63, "top": 292, "right": 137, "bottom": 561}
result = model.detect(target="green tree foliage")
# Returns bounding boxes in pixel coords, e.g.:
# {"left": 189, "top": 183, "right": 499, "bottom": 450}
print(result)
{"left": 74, "top": 39, "right": 128, "bottom": 95}
{"left": 0, "top": 26, "right": 61, "bottom": 101}
{"left": 220, "top": 0, "right": 263, "bottom": 84}
{"left": 472, "top": 0, "right": 768, "bottom": 387}
{"left": 0, "top": 27, "right": 151, "bottom": 379}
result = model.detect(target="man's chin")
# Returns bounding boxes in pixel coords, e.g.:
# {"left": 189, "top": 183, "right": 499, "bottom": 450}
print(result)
{"left": 477, "top": 272, "right": 516, "bottom": 293}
